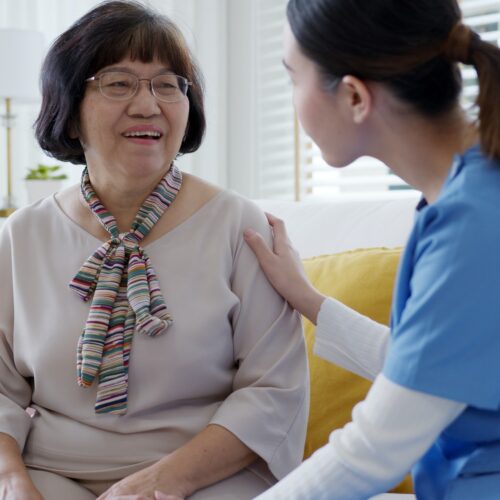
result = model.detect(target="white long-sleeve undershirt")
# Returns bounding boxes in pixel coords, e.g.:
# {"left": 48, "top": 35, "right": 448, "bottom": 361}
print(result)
{"left": 314, "top": 296, "right": 391, "bottom": 380}
{"left": 255, "top": 298, "right": 466, "bottom": 499}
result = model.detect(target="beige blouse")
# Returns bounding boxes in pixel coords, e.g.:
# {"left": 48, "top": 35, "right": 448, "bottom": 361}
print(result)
{"left": 0, "top": 190, "right": 308, "bottom": 485}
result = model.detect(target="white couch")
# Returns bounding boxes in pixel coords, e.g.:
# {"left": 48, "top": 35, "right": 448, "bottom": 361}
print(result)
{"left": 256, "top": 196, "right": 420, "bottom": 500}
{"left": 254, "top": 196, "right": 419, "bottom": 258}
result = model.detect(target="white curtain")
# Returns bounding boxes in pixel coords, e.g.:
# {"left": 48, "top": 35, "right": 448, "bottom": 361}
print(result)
{"left": 0, "top": 0, "right": 227, "bottom": 208}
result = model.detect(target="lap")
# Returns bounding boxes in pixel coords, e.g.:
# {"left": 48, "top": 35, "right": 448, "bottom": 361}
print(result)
{"left": 28, "top": 465, "right": 271, "bottom": 500}
{"left": 27, "top": 468, "right": 96, "bottom": 500}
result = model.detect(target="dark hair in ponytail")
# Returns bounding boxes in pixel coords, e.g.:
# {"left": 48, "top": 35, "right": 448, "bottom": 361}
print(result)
{"left": 287, "top": 0, "right": 500, "bottom": 160}
{"left": 468, "top": 34, "right": 500, "bottom": 160}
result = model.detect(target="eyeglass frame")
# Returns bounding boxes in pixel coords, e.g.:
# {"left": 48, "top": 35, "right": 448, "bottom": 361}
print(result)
{"left": 85, "top": 71, "right": 192, "bottom": 103}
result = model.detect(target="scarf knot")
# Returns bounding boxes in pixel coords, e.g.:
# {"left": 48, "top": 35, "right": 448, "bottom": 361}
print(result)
{"left": 116, "top": 232, "right": 140, "bottom": 252}
{"left": 69, "top": 165, "right": 182, "bottom": 414}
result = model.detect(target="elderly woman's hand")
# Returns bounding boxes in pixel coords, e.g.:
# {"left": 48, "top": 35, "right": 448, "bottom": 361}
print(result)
{"left": 0, "top": 471, "right": 44, "bottom": 500}
{"left": 244, "top": 213, "right": 326, "bottom": 324}
{"left": 97, "top": 458, "right": 189, "bottom": 500}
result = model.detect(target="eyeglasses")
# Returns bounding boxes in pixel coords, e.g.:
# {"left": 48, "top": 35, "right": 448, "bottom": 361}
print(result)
{"left": 85, "top": 71, "right": 192, "bottom": 103}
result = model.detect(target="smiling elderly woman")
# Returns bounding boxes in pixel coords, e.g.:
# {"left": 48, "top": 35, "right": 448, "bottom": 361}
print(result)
{"left": 0, "top": 1, "right": 308, "bottom": 499}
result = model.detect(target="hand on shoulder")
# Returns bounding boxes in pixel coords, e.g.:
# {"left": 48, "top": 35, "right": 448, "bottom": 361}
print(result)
{"left": 244, "top": 212, "right": 326, "bottom": 323}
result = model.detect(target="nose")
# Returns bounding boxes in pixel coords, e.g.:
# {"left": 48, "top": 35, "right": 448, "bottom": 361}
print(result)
{"left": 127, "top": 80, "right": 161, "bottom": 117}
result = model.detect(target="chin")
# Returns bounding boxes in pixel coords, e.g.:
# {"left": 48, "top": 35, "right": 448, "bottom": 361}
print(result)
{"left": 320, "top": 151, "right": 353, "bottom": 169}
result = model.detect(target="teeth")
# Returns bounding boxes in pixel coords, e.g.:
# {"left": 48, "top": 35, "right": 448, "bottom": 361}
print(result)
{"left": 124, "top": 131, "right": 161, "bottom": 138}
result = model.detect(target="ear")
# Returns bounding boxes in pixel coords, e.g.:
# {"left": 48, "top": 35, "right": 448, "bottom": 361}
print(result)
{"left": 340, "top": 75, "right": 372, "bottom": 124}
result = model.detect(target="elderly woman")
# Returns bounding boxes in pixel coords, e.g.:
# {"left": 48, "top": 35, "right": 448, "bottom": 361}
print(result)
{"left": 0, "top": 1, "right": 308, "bottom": 499}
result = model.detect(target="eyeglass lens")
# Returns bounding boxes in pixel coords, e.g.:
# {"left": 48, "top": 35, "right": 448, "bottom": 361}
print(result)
{"left": 99, "top": 72, "right": 189, "bottom": 101}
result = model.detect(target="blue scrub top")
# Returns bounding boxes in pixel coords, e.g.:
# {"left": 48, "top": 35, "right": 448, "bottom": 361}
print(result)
{"left": 383, "top": 145, "right": 500, "bottom": 499}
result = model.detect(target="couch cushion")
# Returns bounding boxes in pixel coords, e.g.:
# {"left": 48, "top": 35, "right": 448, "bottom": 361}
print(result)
{"left": 302, "top": 247, "right": 413, "bottom": 493}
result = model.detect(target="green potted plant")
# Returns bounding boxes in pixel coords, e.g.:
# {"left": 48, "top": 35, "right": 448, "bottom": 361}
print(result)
{"left": 25, "top": 164, "right": 68, "bottom": 203}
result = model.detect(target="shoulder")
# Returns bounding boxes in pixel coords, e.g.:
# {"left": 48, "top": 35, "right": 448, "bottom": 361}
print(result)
{"left": 417, "top": 149, "right": 500, "bottom": 252}
{"left": 1, "top": 196, "right": 60, "bottom": 240}
{"left": 182, "top": 173, "right": 268, "bottom": 229}
{"left": 180, "top": 173, "right": 221, "bottom": 201}
{"left": 449, "top": 146, "right": 500, "bottom": 206}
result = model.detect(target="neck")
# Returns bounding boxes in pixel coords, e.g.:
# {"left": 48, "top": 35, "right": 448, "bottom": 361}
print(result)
{"left": 84, "top": 166, "right": 170, "bottom": 233}
{"left": 368, "top": 99, "right": 477, "bottom": 203}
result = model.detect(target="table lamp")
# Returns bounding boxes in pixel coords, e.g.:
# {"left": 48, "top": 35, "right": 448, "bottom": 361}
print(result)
{"left": 0, "top": 29, "right": 45, "bottom": 217}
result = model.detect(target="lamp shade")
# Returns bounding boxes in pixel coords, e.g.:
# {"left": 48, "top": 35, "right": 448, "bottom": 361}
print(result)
{"left": 0, "top": 29, "right": 45, "bottom": 101}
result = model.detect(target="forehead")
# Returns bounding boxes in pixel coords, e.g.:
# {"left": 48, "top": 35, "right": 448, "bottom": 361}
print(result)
{"left": 283, "top": 21, "right": 308, "bottom": 68}
{"left": 283, "top": 22, "right": 299, "bottom": 60}
{"left": 283, "top": 21, "right": 318, "bottom": 79}
{"left": 98, "top": 56, "right": 172, "bottom": 74}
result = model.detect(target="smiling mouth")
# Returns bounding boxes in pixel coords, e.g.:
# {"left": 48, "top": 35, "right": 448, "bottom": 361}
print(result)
{"left": 123, "top": 131, "right": 162, "bottom": 140}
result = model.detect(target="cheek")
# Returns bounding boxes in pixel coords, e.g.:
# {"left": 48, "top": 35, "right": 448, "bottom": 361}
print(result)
{"left": 181, "top": 101, "right": 190, "bottom": 135}
{"left": 168, "top": 99, "right": 190, "bottom": 133}
{"left": 293, "top": 89, "right": 353, "bottom": 167}
{"left": 293, "top": 87, "right": 327, "bottom": 143}
{"left": 79, "top": 99, "right": 109, "bottom": 146}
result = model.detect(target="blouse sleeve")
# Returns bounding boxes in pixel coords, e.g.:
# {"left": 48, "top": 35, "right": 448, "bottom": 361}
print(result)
{"left": 0, "top": 223, "right": 33, "bottom": 450}
{"left": 209, "top": 204, "right": 309, "bottom": 480}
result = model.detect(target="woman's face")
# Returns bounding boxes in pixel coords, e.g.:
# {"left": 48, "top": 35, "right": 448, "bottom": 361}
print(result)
{"left": 283, "top": 22, "right": 362, "bottom": 167}
{"left": 78, "top": 56, "right": 189, "bottom": 182}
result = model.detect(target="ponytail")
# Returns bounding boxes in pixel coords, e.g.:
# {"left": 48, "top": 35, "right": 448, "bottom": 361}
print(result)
{"left": 471, "top": 40, "right": 500, "bottom": 161}
{"left": 443, "top": 23, "right": 500, "bottom": 161}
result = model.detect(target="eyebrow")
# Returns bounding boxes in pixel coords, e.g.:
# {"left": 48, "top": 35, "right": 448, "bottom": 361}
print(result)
{"left": 282, "top": 59, "right": 294, "bottom": 72}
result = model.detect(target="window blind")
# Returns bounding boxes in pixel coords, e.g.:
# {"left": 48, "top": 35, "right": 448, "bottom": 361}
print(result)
{"left": 254, "top": 0, "right": 296, "bottom": 200}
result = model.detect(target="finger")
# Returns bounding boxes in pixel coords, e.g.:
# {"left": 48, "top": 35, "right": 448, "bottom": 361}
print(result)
{"left": 154, "top": 492, "right": 183, "bottom": 500}
{"left": 243, "top": 229, "right": 276, "bottom": 267}
{"left": 264, "top": 212, "right": 284, "bottom": 232}
{"left": 264, "top": 214, "right": 291, "bottom": 255}
{"left": 264, "top": 212, "right": 279, "bottom": 224}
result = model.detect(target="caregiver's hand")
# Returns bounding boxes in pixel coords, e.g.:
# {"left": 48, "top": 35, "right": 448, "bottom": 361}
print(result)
{"left": 244, "top": 213, "right": 326, "bottom": 324}
{"left": 154, "top": 492, "right": 183, "bottom": 500}
{"left": 97, "top": 458, "right": 189, "bottom": 500}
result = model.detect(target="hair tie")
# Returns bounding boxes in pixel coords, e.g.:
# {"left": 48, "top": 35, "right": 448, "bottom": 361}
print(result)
{"left": 443, "top": 23, "right": 481, "bottom": 65}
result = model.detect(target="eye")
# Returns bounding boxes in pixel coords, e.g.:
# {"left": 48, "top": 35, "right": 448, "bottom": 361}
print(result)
{"left": 155, "top": 76, "right": 179, "bottom": 90}
{"left": 100, "top": 72, "right": 135, "bottom": 89}
{"left": 157, "top": 81, "right": 177, "bottom": 90}
{"left": 106, "top": 79, "right": 133, "bottom": 88}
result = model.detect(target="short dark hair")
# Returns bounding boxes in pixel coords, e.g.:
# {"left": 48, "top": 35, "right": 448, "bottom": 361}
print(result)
{"left": 35, "top": 0, "right": 205, "bottom": 165}
{"left": 287, "top": 0, "right": 500, "bottom": 160}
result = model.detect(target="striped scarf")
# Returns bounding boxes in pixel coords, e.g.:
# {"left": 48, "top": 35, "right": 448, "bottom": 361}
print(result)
{"left": 69, "top": 165, "right": 182, "bottom": 415}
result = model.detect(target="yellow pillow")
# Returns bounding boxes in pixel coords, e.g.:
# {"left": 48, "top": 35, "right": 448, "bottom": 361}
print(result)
{"left": 302, "top": 247, "right": 413, "bottom": 494}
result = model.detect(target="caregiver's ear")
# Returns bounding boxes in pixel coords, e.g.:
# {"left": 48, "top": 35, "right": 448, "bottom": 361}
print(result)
{"left": 340, "top": 75, "right": 372, "bottom": 124}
